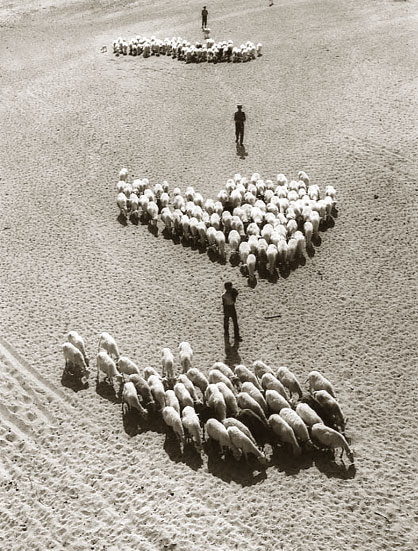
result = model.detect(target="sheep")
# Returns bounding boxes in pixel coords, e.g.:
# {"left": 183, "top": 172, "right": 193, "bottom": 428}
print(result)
{"left": 205, "top": 418, "right": 239, "bottom": 458}
{"left": 185, "top": 368, "right": 209, "bottom": 394}
{"left": 222, "top": 418, "right": 258, "bottom": 449}
{"left": 234, "top": 364, "right": 263, "bottom": 391}
{"left": 227, "top": 427, "right": 267, "bottom": 463}
{"left": 216, "top": 382, "right": 239, "bottom": 416}
{"left": 276, "top": 366, "right": 303, "bottom": 400}
{"left": 143, "top": 366, "right": 160, "bottom": 380}
{"left": 304, "top": 220, "right": 313, "bottom": 246}
{"left": 122, "top": 381, "right": 147, "bottom": 415}
{"left": 215, "top": 230, "right": 226, "bottom": 258}
{"left": 268, "top": 414, "right": 301, "bottom": 456}
{"left": 181, "top": 406, "right": 202, "bottom": 450}
{"left": 66, "top": 331, "right": 89, "bottom": 366}
{"left": 205, "top": 384, "right": 227, "bottom": 420}
{"left": 212, "top": 362, "right": 239, "bottom": 387}
{"left": 165, "top": 389, "right": 181, "bottom": 414}
{"left": 177, "top": 374, "right": 199, "bottom": 402}
{"left": 241, "top": 382, "right": 268, "bottom": 413}
{"left": 129, "top": 193, "right": 140, "bottom": 216}
{"left": 117, "top": 356, "right": 140, "bottom": 377}
{"left": 260, "top": 373, "right": 288, "bottom": 399}
{"left": 312, "top": 390, "right": 346, "bottom": 431}
{"left": 148, "top": 375, "right": 166, "bottom": 410}
{"left": 174, "top": 382, "right": 194, "bottom": 409}
{"left": 162, "top": 406, "right": 185, "bottom": 444}
{"left": 147, "top": 201, "right": 159, "bottom": 226}
{"left": 246, "top": 253, "right": 257, "bottom": 280}
{"left": 119, "top": 168, "right": 128, "bottom": 181}
{"left": 295, "top": 403, "right": 324, "bottom": 427}
{"left": 178, "top": 341, "right": 193, "bottom": 372}
{"left": 266, "top": 244, "right": 278, "bottom": 274}
{"left": 98, "top": 332, "right": 120, "bottom": 361}
{"left": 128, "top": 374, "right": 155, "bottom": 410}
{"left": 311, "top": 423, "right": 353, "bottom": 464}
{"left": 239, "top": 241, "right": 250, "bottom": 265}
{"left": 237, "top": 392, "right": 268, "bottom": 424}
{"left": 228, "top": 230, "right": 241, "bottom": 254}
{"left": 253, "top": 360, "right": 275, "bottom": 381}
{"left": 309, "top": 210, "right": 320, "bottom": 236}
{"left": 96, "top": 350, "right": 122, "bottom": 384}
{"left": 62, "top": 342, "right": 89, "bottom": 379}
{"left": 279, "top": 408, "right": 311, "bottom": 445}
{"left": 117, "top": 192, "right": 128, "bottom": 217}
{"left": 265, "top": 389, "right": 291, "bottom": 413}
{"left": 306, "top": 370, "right": 336, "bottom": 398}
{"left": 161, "top": 347, "right": 175, "bottom": 380}
{"left": 208, "top": 369, "right": 235, "bottom": 393}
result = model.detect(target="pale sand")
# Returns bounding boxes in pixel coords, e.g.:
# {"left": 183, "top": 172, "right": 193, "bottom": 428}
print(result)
{"left": 0, "top": 0, "right": 417, "bottom": 549}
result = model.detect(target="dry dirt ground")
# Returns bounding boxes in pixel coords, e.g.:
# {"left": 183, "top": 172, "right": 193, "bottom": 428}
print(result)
{"left": 0, "top": 0, "right": 417, "bottom": 550}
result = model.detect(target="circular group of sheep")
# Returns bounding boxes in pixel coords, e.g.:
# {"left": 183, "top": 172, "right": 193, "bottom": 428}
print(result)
{"left": 116, "top": 168, "right": 337, "bottom": 280}
{"left": 62, "top": 331, "right": 354, "bottom": 468}
{"left": 112, "top": 36, "right": 262, "bottom": 63}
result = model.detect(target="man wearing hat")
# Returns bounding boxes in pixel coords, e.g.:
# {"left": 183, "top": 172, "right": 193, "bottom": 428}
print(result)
{"left": 222, "top": 281, "right": 242, "bottom": 342}
{"left": 201, "top": 6, "right": 208, "bottom": 29}
{"left": 234, "top": 104, "right": 246, "bottom": 146}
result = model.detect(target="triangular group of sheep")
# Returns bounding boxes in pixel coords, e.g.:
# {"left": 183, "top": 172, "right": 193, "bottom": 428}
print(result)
{"left": 116, "top": 168, "right": 337, "bottom": 280}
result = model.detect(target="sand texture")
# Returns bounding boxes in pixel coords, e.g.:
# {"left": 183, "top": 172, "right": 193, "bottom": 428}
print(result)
{"left": 0, "top": 0, "right": 417, "bottom": 549}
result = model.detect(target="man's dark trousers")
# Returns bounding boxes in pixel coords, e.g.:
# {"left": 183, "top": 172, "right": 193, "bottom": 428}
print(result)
{"left": 235, "top": 122, "right": 244, "bottom": 145}
{"left": 224, "top": 305, "right": 240, "bottom": 337}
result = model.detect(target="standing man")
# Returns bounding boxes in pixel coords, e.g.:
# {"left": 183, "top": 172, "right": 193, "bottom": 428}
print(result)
{"left": 222, "top": 282, "right": 242, "bottom": 341}
{"left": 234, "top": 104, "right": 246, "bottom": 146}
{"left": 201, "top": 6, "right": 208, "bottom": 29}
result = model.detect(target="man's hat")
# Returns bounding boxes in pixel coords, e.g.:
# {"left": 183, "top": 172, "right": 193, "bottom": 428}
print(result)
{"left": 237, "top": 104, "right": 242, "bottom": 108}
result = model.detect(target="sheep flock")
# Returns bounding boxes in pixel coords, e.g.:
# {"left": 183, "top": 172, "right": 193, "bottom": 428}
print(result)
{"left": 116, "top": 168, "right": 337, "bottom": 280}
{"left": 62, "top": 331, "right": 354, "bottom": 470}
{"left": 112, "top": 36, "right": 262, "bottom": 63}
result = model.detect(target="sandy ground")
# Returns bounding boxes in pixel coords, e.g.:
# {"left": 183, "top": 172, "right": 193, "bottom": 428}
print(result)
{"left": 0, "top": 0, "right": 417, "bottom": 549}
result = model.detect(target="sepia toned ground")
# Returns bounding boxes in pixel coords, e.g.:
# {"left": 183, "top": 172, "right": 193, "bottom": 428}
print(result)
{"left": 0, "top": 0, "right": 417, "bottom": 549}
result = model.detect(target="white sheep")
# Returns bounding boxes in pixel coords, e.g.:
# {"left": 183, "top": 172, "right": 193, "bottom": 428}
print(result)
{"left": 311, "top": 423, "right": 353, "bottom": 464}
{"left": 178, "top": 341, "right": 193, "bottom": 372}
{"left": 162, "top": 406, "right": 185, "bottom": 444}
{"left": 265, "top": 389, "right": 291, "bottom": 413}
{"left": 237, "top": 392, "right": 268, "bottom": 424}
{"left": 276, "top": 366, "right": 303, "bottom": 400}
{"left": 143, "top": 366, "right": 160, "bottom": 380}
{"left": 279, "top": 408, "right": 311, "bottom": 444}
{"left": 96, "top": 350, "right": 122, "bottom": 384}
{"left": 222, "top": 418, "right": 257, "bottom": 449}
{"left": 165, "top": 389, "right": 180, "bottom": 414}
{"left": 117, "top": 192, "right": 128, "bottom": 217}
{"left": 241, "top": 382, "right": 268, "bottom": 413}
{"left": 212, "top": 362, "right": 239, "bottom": 386}
{"left": 62, "top": 342, "right": 89, "bottom": 378}
{"left": 177, "top": 374, "right": 199, "bottom": 402}
{"left": 185, "top": 368, "right": 209, "bottom": 394}
{"left": 215, "top": 230, "right": 226, "bottom": 258}
{"left": 129, "top": 374, "right": 155, "bottom": 409}
{"left": 216, "top": 382, "right": 239, "bottom": 416}
{"left": 148, "top": 375, "right": 166, "bottom": 410}
{"left": 268, "top": 414, "right": 301, "bottom": 456}
{"left": 182, "top": 406, "right": 202, "bottom": 450}
{"left": 117, "top": 356, "right": 140, "bottom": 377}
{"left": 98, "top": 332, "right": 120, "bottom": 361}
{"left": 161, "top": 347, "right": 175, "bottom": 380}
{"left": 205, "top": 418, "right": 239, "bottom": 457}
{"left": 303, "top": 220, "right": 313, "bottom": 246}
{"left": 227, "top": 427, "right": 267, "bottom": 463}
{"left": 295, "top": 403, "right": 323, "bottom": 427}
{"left": 306, "top": 370, "right": 336, "bottom": 398}
{"left": 122, "top": 381, "right": 147, "bottom": 415}
{"left": 208, "top": 369, "right": 235, "bottom": 393}
{"left": 119, "top": 168, "right": 128, "bottom": 181}
{"left": 66, "top": 331, "right": 89, "bottom": 365}
{"left": 260, "top": 373, "right": 288, "bottom": 399}
{"left": 253, "top": 360, "right": 275, "bottom": 380}
{"left": 234, "top": 364, "right": 263, "bottom": 390}
{"left": 246, "top": 253, "right": 257, "bottom": 280}
{"left": 174, "top": 382, "right": 194, "bottom": 409}
{"left": 205, "top": 384, "right": 227, "bottom": 420}
{"left": 266, "top": 244, "right": 278, "bottom": 274}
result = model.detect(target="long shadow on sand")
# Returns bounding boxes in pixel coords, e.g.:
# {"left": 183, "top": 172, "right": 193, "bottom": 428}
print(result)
{"left": 123, "top": 408, "right": 166, "bottom": 438}
{"left": 313, "top": 451, "right": 356, "bottom": 480}
{"left": 205, "top": 439, "right": 267, "bottom": 486}
{"left": 95, "top": 378, "right": 120, "bottom": 404}
{"left": 60, "top": 367, "right": 89, "bottom": 393}
{"left": 163, "top": 433, "right": 204, "bottom": 471}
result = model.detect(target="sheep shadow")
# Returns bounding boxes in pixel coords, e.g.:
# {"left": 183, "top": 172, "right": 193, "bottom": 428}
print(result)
{"left": 181, "top": 442, "right": 204, "bottom": 471}
{"left": 205, "top": 440, "right": 267, "bottom": 486}
{"left": 163, "top": 431, "right": 184, "bottom": 462}
{"left": 123, "top": 407, "right": 166, "bottom": 437}
{"left": 313, "top": 451, "right": 356, "bottom": 479}
{"left": 247, "top": 276, "right": 257, "bottom": 288}
{"left": 278, "top": 264, "right": 290, "bottom": 279}
{"left": 116, "top": 213, "right": 128, "bottom": 226}
{"left": 270, "top": 445, "right": 314, "bottom": 475}
{"left": 95, "top": 377, "right": 120, "bottom": 404}
{"left": 320, "top": 217, "right": 335, "bottom": 232}
{"left": 60, "top": 367, "right": 89, "bottom": 393}
{"left": 207, "top": 248, "right": 225, "bottom": 264}
{"left": 229, "top": 252, "right": 240, "bottom": 267}
{"left": 306, "top": 244, "right": 315, "bottom": 258}
{"left": 162, "top": 227, "right": 172, "bottom": 240}
{"left": 129, "top": 213, "right": 139, "bottom": 226}
{"left": 312, "top": 234, "right": 322, "bottom": 247}
{"left": 147, "top": 223, "right": 159, "bottom": 237}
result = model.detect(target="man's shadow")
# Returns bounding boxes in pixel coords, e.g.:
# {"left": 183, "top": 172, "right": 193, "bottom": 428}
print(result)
{"left": 224, "top": 334, "right": 242, "bottom": 368}
{"left": 236, "top": 144, "right": 248, "bottom": 160}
